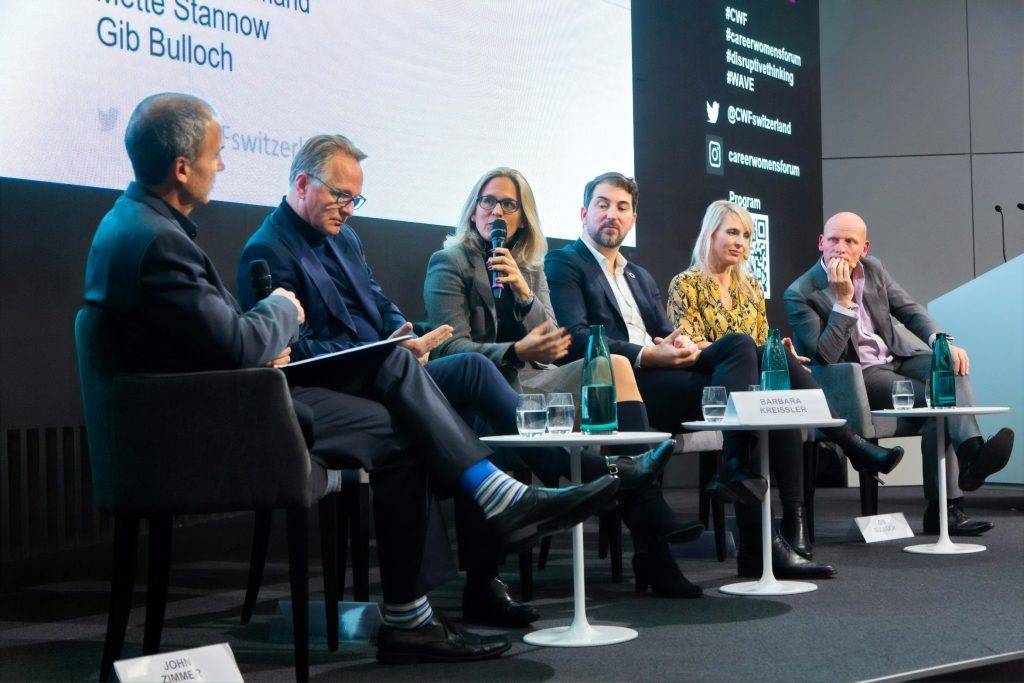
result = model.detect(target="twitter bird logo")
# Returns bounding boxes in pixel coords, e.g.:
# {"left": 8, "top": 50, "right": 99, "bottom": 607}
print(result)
{"left": 98, "top": 108, "right": 118, "bottom": 132}
{"left": 706, "top": 101, "right": 719, "bottom": 124}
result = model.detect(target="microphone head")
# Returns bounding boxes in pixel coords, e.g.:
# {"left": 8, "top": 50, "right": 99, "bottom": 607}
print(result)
{"left": 1017, "top": 203, "right": 1024, "bottom": 211}
{"left": 994, "top": 204, "right": 1003, "bottom": 213}
{"left": 490, "top": 219, "right": 508, "bottom": 245}
{"left": 250, "top": 259, "right": 273, "bottom": 299}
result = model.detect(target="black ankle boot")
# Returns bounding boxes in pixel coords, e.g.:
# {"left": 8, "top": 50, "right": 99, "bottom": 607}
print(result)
{"left": 826, "top": 427, "right": 904, "bottom": 475}
{"left": 707, "top": 456, "right": 767, "bottom": 506}
{"left": 632, "top": 540, "right": 702, "bottom": 598}
{"left": 780, "top": 506, "right": 812, "bottom": 559}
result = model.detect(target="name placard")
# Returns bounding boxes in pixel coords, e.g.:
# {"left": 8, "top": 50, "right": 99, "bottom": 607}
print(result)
{"left": 849, "top": 512, "right": 915, "bottom": 543}
{"left": 113, "top": 643, "right": 243, "bottom": 683}
{"left": 724, "top": 389, "right": 832, "bottom": 425}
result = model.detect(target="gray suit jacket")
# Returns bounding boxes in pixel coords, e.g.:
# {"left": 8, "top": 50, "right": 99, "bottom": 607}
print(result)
{"left": 424, "top": 242, "right": 554, "bottom": 378}
{"left": 784, "top": 254, "right": 936, "bottom": 365}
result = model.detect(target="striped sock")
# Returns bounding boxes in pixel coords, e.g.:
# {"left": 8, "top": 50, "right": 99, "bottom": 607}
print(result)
{"left": 459, "top": 459, "right": 529, "bottom": 519}
{"left": 382, "top": 596, "right": 433, "bottom": 630}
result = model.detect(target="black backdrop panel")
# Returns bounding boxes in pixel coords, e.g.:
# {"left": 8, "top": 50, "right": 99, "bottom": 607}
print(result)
{"left": 632, "top": 0, "right": 822, "bottom": 328}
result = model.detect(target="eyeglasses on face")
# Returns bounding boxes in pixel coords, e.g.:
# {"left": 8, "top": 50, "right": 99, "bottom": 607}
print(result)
{"left": 308, "top": 173, "right": 366, "bottom": 210}
{"left": 477, "top": 195, "right": 520, "bottom": 213}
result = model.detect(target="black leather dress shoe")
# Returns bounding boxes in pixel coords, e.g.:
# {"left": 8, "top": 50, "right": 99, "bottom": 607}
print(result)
{"left": 958, "top": 429, "right": 1014, "bottom": 492}
{"left": 377, "top": 613, "right": 511, "bottom": 664}
{"left": 488, "top": 475, "right": 620, "bottom": 551}
{"left": 462, "top": 577, "right": 539, "bottom": 627}
{"left": 923, "top": 500, "right": 993, "bottom": 536}
{"left": 836, "top": 431, "right": 904, "bottom": 475}
{"left": 780, "top": 506, "right": 812, "bottom": 560}
{"left": 605, "top": 439, "right": 675, "bottom": 492}
{"left": 737, "top": 536, "right": 836, "bottom": 579}
{"left": 633, "top": 540, "right": 702, "bottom": 598}
{"left": 707, "top": 464, "right": 768, "bottom": 507}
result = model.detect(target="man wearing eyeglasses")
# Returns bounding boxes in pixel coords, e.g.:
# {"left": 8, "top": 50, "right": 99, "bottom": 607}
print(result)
{"left": 237, "top": 138, "right": 672, "bottom": 642}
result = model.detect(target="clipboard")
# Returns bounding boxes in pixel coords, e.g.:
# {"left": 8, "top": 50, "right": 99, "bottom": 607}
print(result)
{"left": 282, "top": 335, "right": 413, "bottom": 392}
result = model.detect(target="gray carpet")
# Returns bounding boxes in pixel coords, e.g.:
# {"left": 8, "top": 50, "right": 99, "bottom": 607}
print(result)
{"left": 1, "top": 486, "right": 1021, "bottom": 682}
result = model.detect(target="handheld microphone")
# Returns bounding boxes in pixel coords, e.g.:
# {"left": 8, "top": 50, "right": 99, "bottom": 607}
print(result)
{"left": 490, "top": 219, "right": 508, "bottom": 299}
{"left": 250, "top": 259, "right": 273, "bottom": 301}
{"left": 995, "top": 205, "right": 1007, "bottom": 263}
{"left": 1017, "top": 203, "right": 1024, "bottom": 211}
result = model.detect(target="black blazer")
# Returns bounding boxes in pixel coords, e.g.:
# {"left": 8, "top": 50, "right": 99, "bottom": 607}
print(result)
{"left": 84, "top": 183, "right": 298, "bottom": 373}
{"left": 237, "top": 206, "right": 407, "bottom": 361}
{"left": 544, "top": 239, "right": 673, "bottom": 363}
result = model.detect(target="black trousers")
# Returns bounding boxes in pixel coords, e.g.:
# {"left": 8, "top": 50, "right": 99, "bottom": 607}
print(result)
{"left": 636, "top": 333, "right": 758, "bottom": 467}
{"left": 288, "top": 346, "right": 496, "bottom": 602}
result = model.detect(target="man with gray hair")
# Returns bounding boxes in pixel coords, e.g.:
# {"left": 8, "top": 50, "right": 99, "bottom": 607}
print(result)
{"left": 238, "top": 135, "right": 629, "bottom": 657}
{"left": 86, "top": 96, "right": 618, "bottom": 665}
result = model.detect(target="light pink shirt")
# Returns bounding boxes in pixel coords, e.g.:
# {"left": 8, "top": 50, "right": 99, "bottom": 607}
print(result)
{"left": 821, "top": 259, "right": 893, "bottom": 367}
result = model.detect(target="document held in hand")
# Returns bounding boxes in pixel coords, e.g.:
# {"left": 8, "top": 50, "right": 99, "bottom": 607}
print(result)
{"left": 281, "top": 335, "right": 414, "bottom": 392}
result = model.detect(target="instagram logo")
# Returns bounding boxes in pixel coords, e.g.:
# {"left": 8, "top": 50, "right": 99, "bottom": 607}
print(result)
{"left": 705, "top": 135, "right": 724, "bottom": 175}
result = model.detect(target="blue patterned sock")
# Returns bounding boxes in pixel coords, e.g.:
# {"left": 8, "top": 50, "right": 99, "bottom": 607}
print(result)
{"left": 460, "top": 460, "right": 528, "bottom": 519}
{"left": 382, "top": 596, "right": 433, "bottom": 630}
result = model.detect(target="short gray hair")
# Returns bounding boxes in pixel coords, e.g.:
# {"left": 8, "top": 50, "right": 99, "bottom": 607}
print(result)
{"left": 124, "top": 93, "right": 218, "bottom": 184}
{"left": 289, "top": 134, "right": 367, "bottom": 185}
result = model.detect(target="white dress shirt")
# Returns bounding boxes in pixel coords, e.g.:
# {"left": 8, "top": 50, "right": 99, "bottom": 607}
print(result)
{"left": 581, "top": 234, "right": 653, "bottom": 364}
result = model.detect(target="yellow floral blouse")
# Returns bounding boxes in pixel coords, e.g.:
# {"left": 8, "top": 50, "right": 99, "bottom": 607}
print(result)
{"left": 666, "top": 268, "right": 769, "bottom": 346}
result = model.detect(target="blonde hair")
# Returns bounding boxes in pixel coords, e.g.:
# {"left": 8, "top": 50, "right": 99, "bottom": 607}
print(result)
{"left": 690, "top": 200, "right": 758, "bottom": 300}
{"left": 446, "top": 167, "right": 547, "bottom": 269}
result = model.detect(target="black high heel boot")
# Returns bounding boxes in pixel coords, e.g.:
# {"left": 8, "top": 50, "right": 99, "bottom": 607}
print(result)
{"left": 735, "top": 504, "right": 835, "bottom": 579}
{"left": 781, "top": 505, "right": 812, "bottom": 559}
{"left": 707, "top": 456, "right": 767, "bottom": 506}
{"left": 632, "top": 540, "right": 702, "bottom": 598}
{"left": 824, "top": 426, "right": 903, "bottom": 475}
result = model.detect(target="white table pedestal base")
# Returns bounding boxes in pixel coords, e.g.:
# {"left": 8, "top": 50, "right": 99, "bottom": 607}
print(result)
{"left": 720, "top": 577, "right": 817, "bottom": 596}
{"left": 524, "top": 624, "right": 638, "bottom": 647}
{"left": 905, "top": 541, "right": 986, "bottom": 555}
{"left": 717, "top": 428, "right": 818, "bottom": 597}
{"left": 522, "top": 444, "right": 640, "bottom": 648}
{"left": 900, "top": 414, "right": 986, "bottom": 555}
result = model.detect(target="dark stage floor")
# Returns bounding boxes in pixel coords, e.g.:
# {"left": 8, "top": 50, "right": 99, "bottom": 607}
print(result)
{"left": 1, "top": 485, "right": 1022, "bottom": 682}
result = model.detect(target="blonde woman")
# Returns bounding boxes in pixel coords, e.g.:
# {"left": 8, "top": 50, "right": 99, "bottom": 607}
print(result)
{"left": 667, "top": 200, "right": 903, "bottom": 559}
{"left": 425, "top": 167, "right": 704, "bottom": 599}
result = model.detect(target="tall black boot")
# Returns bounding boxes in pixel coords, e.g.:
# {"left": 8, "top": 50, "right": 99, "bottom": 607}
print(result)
{"left": 781, "top": 505, "right": 812, "bottom": 559}
{"left": 824, "top": 426, "right": 903, "bottom": 475}
{"left": 616, "top": 400, "right": 651, "bottom": 455}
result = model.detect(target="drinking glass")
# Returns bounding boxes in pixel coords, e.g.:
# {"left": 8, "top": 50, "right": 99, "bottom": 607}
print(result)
{"left": 546, "top": 393, "right": 575, "bottom": 434}
{"left": 702, "top": 386, "right": 728, "bottom": 423}
{"left": 924, "top": 378, "right": 932, "bottom": 408}
{"left": 892, "top": 380, "right": 915, "bottom": 410}
{"left": 516, "top": 394, "right": 547, "bottom": 436}
{"left": 747, "top": 384, "right": 762, "bottom": 392}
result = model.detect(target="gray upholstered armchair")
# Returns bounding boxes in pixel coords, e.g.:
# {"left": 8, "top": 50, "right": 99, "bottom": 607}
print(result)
{"left": 75, "top": 306, "right": 315, "bottom": 681}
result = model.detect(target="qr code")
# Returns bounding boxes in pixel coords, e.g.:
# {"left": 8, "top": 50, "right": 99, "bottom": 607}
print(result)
{"left": 747, "top": 212, "right": 770, "bottom": 299}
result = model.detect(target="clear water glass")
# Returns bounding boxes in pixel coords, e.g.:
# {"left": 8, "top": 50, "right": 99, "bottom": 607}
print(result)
{"left": 702, "top": 386, "right": 728, "bottom": 423}
{"left": 545, "top": 393, "right": 575, "bottom": 434}
{"left": 892, "top": 379, "right": 915, "bottom": 410}
{"left": 924, "top": 378, "right": 932, "bottom": 408}
{"left": 748, "top": 384, "right": 761, "bottom": 392}
{"left": 516, "top": 394, "right": 547, "bottom": 436}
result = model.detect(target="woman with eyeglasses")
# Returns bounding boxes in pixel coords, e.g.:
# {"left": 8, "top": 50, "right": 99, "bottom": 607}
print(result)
{"left": 424, "top": 167, "right": 705, "bottom": 600}
{"left": 666, "top": 200, "right": 904, "bottom": 565}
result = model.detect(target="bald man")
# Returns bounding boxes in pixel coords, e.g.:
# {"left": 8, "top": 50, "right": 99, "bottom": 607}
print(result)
{"left": 785, "top": 212, "right": 1013, "bottom": 536}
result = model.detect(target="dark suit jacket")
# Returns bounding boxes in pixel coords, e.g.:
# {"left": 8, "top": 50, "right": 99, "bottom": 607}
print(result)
{"left": 237, "top": 206, "right": 406, "bottom": 361}
{"left": 544, "top": 238, "right": 673, "bottom": 363}
{"left": 784, "top": 254, "right": 936, "bottom": 365}
{"left": 85, "top": 183, "right": 298, "bottom": 373}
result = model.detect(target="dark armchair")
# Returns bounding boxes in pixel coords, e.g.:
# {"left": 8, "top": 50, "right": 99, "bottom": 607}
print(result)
{"left": 75, "top": 306, "right": 315, "bottom": 681}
